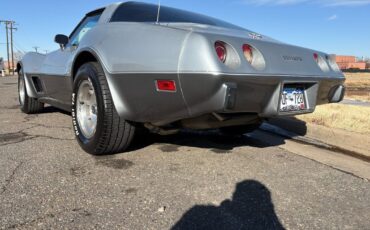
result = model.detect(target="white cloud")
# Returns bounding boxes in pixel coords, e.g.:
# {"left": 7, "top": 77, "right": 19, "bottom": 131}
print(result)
{"left": 240, "top": 0, "right": 370, "bottom": 6}
{"left": 328, "top": 14, "right": 338, "bottom": 20}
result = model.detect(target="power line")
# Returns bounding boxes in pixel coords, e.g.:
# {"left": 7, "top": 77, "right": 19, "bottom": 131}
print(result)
{"left": 13, "top": 43, "right": 26, "bottom": 54}
{"left": 14, "top": 40, "right": 27, "bottom": 53}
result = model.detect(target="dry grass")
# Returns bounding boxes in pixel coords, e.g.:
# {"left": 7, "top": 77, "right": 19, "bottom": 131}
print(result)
{"left": 343, "top": 73, "right": 370, "bottom": 102}
{"left": 344, "top": 92, "right": 370, "bottom": 102}
{"left": 344, "top": 72, "right": 370, "bottom": 88}
{"left": 297, "top": 73, "right": 370, "bottom": 133}
{"left": 296, "top": 104, "right": 370, "bottom": 134}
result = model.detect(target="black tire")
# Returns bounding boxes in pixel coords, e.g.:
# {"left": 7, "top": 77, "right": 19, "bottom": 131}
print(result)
{"left": 220, "top": 123, "right": 261, "bottom": 136}
{"left": 18, "top": 68, "right": 44, "bottom": 114}
{"left": 72, "top": 62, "right": 136, "bottom": 155}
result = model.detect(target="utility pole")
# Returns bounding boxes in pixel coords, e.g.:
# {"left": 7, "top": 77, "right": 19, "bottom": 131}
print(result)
{"left": 33, "top": 46, "right": 39, "bottom": 53}
{"left": 5, "top": 23, "right": 10, "bottom": 74}
{"left": 10, "top": 23, "right": 17, "bottom": 75}
{"left": 0, "top": 20, "right": 15, "bottom": 75}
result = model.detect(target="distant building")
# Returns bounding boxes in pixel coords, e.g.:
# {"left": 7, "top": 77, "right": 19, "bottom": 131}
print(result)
{"left": 3, "top": 61, "right": 16, "bottom": 71}
{"left": 0, "top": 52, "right": 24, "bottom": 72}
{"left": 336, "top": 56, "right": 356, "bottom": 63}
{"left": 336, "top": 55, "right": 367, "bottom": 70}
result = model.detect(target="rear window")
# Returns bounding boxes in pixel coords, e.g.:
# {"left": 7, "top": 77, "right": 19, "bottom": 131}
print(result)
{"left": 110, "top": 2, "right": 244, "bottom": 30}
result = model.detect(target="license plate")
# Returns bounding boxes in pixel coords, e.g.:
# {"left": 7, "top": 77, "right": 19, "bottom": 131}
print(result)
{"left": 280, "top": 85, "right": 306, "bottom": 112}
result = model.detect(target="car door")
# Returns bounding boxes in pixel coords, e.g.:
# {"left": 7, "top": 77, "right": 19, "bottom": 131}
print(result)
{"left": 40, "top": 13, "right": 102, "bottom": 107}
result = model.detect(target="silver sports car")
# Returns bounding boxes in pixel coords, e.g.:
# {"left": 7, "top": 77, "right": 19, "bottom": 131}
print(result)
{"left": 17, "top": 1, "right": 345, "bottom": 155}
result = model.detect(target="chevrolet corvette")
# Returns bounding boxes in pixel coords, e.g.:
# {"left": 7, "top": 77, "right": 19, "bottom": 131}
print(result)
{"left": 17, "top": 1, "right": 345, "bottom": 154}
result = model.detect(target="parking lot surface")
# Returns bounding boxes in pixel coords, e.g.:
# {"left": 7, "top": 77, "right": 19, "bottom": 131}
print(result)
{"left": 1, "top": 76, "right": 370, "bottom": 229}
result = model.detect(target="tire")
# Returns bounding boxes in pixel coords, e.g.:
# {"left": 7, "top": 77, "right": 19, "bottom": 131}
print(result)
{"left": 18, "top": 68, "right": 44, "bottom": 114}
{"left": 72, "top": 62, "right": 136, "bottom": 155}
{"left": 220, "top": 123, "right": 261, "bottom": 136}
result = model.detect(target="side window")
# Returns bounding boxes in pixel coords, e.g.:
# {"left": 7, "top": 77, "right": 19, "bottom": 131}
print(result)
{"left": 110, "top": 2, "right": 157, "bottom": 22}
{"left": 69, "top": 14, "right": 101, "bottom": 46}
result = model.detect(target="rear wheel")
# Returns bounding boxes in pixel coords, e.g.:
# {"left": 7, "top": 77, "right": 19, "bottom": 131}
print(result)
{"left": 72, "top": 62, "right": 136, "bottom": 155}
{"left": 18, "top": 68, "right": 44, "bottom": 114}
{"left": 220, "top": 123, "right": 261, "bottom": 136}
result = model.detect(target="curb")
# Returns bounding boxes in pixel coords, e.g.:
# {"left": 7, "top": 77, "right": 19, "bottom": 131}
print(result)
{"left": 260, "top": 122, "right": 370, "bottom": 163}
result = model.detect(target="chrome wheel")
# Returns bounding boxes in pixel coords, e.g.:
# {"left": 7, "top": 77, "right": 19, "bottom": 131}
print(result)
{"left": 76, "top": 79, "right": 98, "bottom": 139}
{"left": 19, "top": 73, "right": 26, "bottom": 106}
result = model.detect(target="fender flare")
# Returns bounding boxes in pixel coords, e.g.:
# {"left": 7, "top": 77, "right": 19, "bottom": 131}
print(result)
{"left": 70, "top": 47, "right": 130, "bottom": 119}
{"left": 17, "top": 61, "right": 38, "bottom": 98}
{"left": 70, "top": 47, "right": 108, "bottom": 80}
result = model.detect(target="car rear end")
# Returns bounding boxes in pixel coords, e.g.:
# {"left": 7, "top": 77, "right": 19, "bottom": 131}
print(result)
{"left": 176, "top": 27, "right": 345, "bottom": 125}
{"left": 99, "top": 2, "right": 345, "bottom": 129}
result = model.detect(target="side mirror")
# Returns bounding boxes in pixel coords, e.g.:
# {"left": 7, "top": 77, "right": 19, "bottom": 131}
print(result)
{"left": 54, "top": 34, "right": 69, "bottom": 49}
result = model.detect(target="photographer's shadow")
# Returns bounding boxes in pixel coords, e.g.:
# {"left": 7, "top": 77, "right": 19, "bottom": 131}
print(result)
{"left": 172, "top": 180, "right": 285, "bottom": 230}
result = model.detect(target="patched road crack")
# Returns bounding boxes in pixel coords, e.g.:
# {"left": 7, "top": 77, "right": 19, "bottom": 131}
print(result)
{"left": 0, "top": 131, "right": 74, "bottom": 147}
{"left": 1, "top": 161, "right": 23, "bottom": 195}
{"left": 5, "top": 208, "right": 92, "bottom": 229}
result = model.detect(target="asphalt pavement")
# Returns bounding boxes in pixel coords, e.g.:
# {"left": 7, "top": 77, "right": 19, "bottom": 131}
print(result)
{"left": 340, "top": 99, "right": 370, "bottom": 107}
{"left": 1, "top": 76, "right": 370, "bottom": 229}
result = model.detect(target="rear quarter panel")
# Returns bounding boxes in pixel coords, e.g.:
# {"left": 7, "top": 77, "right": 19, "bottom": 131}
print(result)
{"left": 77, "top": 23, "right": 192, "bottom": 123}
{"left": 79, "top": 22, "right": 191, "bottom": 73}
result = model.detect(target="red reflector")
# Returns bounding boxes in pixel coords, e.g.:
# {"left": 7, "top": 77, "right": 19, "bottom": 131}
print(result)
{"left": 156, "top": 80, "right": 176, "bottom": 92}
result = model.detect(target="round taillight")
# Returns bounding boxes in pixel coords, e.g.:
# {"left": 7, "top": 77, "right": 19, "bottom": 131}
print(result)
{"left": 313, "top": 53, "right": 330, "bottom": 72}
{"left": 243, "top": 44, "right": 253, "bottom": 63}
{"left": 215, "top": 41, "right": 227, "bottom": 63}
{"left": 242, "top": 44, "right": 266, "bottom": 70}
{"left": 326, "top": 54, "right": 341, "bottom": 72}
{"left": 313, "top": 53, "right": 319, "bottom": 63}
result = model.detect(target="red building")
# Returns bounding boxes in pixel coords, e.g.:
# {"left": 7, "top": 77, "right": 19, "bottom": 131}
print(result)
{"left": 336, "top": 55, "right": 367, "bottom": 70}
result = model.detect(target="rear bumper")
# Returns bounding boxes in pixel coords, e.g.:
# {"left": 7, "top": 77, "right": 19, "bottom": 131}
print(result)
{"left": 107, "top": 72, "right": 345, "bottom": 125}
{"left": 180, "top": 73, "right": 345, "bottom": 117}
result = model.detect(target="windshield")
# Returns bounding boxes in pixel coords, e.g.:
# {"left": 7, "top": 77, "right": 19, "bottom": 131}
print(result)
{"left": 110, "top": 2, "right": 245, "bottom": 31}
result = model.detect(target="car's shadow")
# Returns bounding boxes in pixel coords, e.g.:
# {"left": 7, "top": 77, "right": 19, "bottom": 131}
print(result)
{"left": 171, "top": 179, "right": 285, "bottom": 230}
{"left": 130, "top": 116, "right": 310, "bottom": 153}
{"left": 267, "top": 117, "right": 308, "bottom": 136}
{"left": 40, "top": 106, "right": 71, "bottom": 116}
{"left": 129, "top": 128, "right": 284, "bottom": 153}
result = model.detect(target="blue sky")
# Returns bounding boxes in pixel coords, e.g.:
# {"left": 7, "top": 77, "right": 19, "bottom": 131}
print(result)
{"left": 0, "top": 0, "right": 369, "bottom": 59}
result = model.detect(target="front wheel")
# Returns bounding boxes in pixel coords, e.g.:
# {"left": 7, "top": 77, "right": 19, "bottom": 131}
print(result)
{"left": 72, "top": 62, "right": 136, "bottom": 155}
{"left": 18, "top": 68, "right": 44, "bottom": 114}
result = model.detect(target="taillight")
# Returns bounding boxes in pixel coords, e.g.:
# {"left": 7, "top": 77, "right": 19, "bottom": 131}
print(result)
{"left": 313, "top": 53, "right": 330, "bottom": 72}
{"left": 243, "top": 44, "right": 253, "bottom": 63}
{"left": 326, "top": 54, "right": 341, "bottom": 72}
{"left": 313, "top": 53, "right": 319, "bottom": 63}
{"left": 215, "top": 41, "right": 227, "bottom": 63}
{"left": 242, "top": 43, "right": 266, "bottom": 70}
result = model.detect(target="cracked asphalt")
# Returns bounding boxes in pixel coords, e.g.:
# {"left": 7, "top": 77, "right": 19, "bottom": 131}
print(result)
{"left": 1, "top": 76, "right": 370, "bottom": 229}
